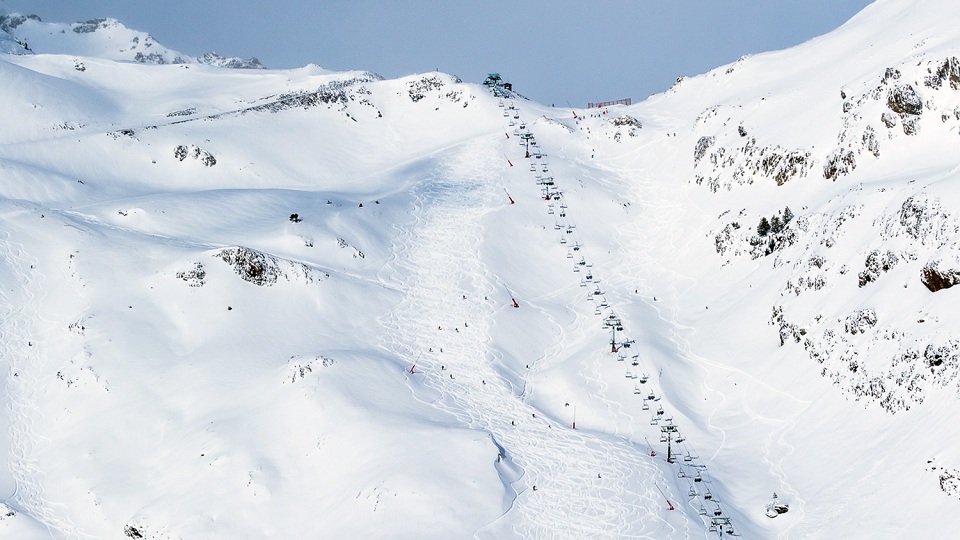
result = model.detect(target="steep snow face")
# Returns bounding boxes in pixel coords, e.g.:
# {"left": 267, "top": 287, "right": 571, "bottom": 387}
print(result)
{"left": 0, "top": 13, "right": 262, "bottom": 68}
{"left": 5, "top": 2, "right": 960, "bottom": 539}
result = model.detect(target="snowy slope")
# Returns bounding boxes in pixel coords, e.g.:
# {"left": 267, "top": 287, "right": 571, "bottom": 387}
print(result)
{"left": 0, "top": 13, "right": 261, "bottom": 68}
{"left": 4, "top": 1, "right": 960, "bottom": 538}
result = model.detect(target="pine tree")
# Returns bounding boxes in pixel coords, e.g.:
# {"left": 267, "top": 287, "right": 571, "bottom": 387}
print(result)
{"left": 770, "top": 214, "right": 783, "bottom": 234}
{"left": 783, "top": 206, "right": 794, "bottom": 224}
{"left": 757, "top": 217, "right": 771, "bottom": 237}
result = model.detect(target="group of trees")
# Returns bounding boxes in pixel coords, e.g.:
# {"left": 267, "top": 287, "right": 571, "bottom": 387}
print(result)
{"left": 757, "top": 206, "right": 794, "bottom": 237}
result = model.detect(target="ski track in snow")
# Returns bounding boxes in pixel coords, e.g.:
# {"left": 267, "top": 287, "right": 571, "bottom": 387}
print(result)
{"left": 597, "top": 114, "right": 813, "bottom": 537}
{"left": 377, "top": 135, "right": 694, "bottom": 539}
{"left": 1, "top": 206, "right": 89, "bottom": 539}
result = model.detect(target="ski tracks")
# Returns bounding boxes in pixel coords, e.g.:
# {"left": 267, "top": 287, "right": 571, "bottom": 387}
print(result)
{"left": 1, "top": 213, "right": 88, "bottom": 539}
{"left": 378, "top": 136, "right": 681, "bottom": 539}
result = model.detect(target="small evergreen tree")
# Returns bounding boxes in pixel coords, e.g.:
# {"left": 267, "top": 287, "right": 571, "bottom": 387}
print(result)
{"left": 783, "top": 206, "right": 794, "bottom": 224}
{"left": 770, "top": 214, "right": 783, "bottom": 234}
{"left": 757, "top": 217, "right": 771, "bottom": 237}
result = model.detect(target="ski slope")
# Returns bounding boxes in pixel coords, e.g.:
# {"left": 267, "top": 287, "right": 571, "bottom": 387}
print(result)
{"left": 4, "top": 1, "right": 960, "bottom": 538}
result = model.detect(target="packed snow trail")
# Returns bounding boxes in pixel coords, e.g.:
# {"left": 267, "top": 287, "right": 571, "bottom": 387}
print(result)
{"left": 379, "top": 136, "right": 695, "bottom": 539}
{"left": 1, "top": 206, "right": 88, "bottom": 539}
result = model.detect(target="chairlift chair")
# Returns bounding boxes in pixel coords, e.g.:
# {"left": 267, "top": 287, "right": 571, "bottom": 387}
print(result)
{"left": 684, "top": 454, "right": 693, "bottom": 462}
{"left": 642, "top": 400, "right": 649, "bottom": 410}
{"left": 573, "top": 266, "right": 581, "bottom": 273}
{"left": 699, "top": 506, "right": 708, "bottom": 516}
{"left": 694, "top": 472, "right": 703, "bottom": 483}
{"left": 639, "top": 374, "right": 649, "bottom": 383}
{"left": 650, "top": 418, "right": 659, "bottom": 425}
{"left": 689, "top": 487, "right": 697, "bottom": 497}
{"left": 579, "top": 280, "right": 587, "bottom": 287}
{"left": 647, "top": 391, "right": 656, "bottom": 401}
{"left": 634, "top": 384, "right": 642, "bottom": 394}
{"left": 560, "top": 237, "right": 567, "bottom": 244}
{"left": 704, "top": 489, "right": 713, "bottom": 500}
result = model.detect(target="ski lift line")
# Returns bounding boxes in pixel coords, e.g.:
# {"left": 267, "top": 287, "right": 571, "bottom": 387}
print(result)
{"left": 512, "top": 120, "right": 735, "bottom": 536}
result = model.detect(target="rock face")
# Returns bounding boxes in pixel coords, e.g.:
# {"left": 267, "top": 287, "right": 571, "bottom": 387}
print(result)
{"left": 887, "top": 84, "right": 923, "bottom": 116}
{"left": 215, "top": 247, "right": 327, "bottom": 286}
{"left": 921, "top": 260, "right": 960, "bottom": 292}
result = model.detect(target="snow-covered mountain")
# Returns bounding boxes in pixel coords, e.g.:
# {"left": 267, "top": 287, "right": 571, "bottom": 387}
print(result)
{"left": 0, "top": 13, "right": 262, "bottom": 68}
{"left": 3, "top": 1, "right": 960, "bottom": 538}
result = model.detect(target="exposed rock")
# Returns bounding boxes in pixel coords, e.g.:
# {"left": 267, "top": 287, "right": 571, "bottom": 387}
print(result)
{"left": 823, "top": 149, "right": 856, "bottom": 180}
{"left": 694, "top": 136, "right": 715, "bottom": 165}
{"left": 215, "top": 247, "right": 326, "bottom": 286}
{"left": 881, "top": 111, "right": 898, "bottom": 128}
{"left": 862, "top": 126, "right": 880, "bottom": 157}
{"left": 175, "top": 262, "right": 206, "bottom": 287}
{"left": 197, "top": 51, "right": 263, "bottom": 69}
{"left": 882, "top": 67, "right": 901, "bottom": 84}
{"left": 859, "top": 250, "right": 899, "bottom": 287}
{"left": 0, "top": 14, "right": 41, "bottom": 34}
{"left": 886, "top": 84, "right": 923, "bottom": 116}
{"left": 921, "top": 260, "right": 960, "bottom": 292}
{"left": 844, "top": 309, "right": 878, "bottom": 335}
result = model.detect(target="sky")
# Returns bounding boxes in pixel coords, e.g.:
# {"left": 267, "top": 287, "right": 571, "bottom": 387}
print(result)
{"left": 2, "top": 0, "right": 874, "bottom": 106}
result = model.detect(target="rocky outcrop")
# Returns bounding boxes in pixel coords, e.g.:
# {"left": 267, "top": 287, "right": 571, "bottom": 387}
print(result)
{"left": 921, "top": 260, "right": 960, "bottom": 292}
{"left": 215, "top": 247, "right": 327, "bottom": 286}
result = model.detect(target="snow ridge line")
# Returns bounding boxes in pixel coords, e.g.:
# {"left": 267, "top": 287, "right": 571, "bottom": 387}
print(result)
{"left": 377, "top": 136, "right": 674, "bottom": 538}
{"left": 0, "top": 216, "right": 89, "bottom": 539}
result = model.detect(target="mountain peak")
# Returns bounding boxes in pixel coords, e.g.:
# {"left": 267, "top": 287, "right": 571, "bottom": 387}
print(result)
{"left": 0, "top": 12, "right": 263, "bottom": 69}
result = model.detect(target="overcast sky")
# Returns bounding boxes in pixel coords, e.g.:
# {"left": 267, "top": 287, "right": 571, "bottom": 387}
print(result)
{"left": 3, "top": 1, "right": 873, "bottom": 106}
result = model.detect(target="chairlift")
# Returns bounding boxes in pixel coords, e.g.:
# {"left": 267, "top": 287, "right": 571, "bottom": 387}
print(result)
{"left": 639, "top": 374, "right": 649, "bottom": 384}
{"left": 656, "top": 407, "right": 664, "bottom": 416}
{"left": 650, "top": 418, "right": 659, "bottom": 425}
{"left": 519, "top": 123, "right": 526, "bottom": 129}
{"left": 509, "top": 120, "right": 516, "bottom": 126}
{"left": 632, "top": 358, "right": 639, "bottom": 366}
{"left": 699, "top": 506, "right": 708, "bottom": 516}
{"left": 530, "top": 163, "right": 536, "bottom": 171}
{"left": 579, "top": 280, "right": 587, "bottom": 288}
{"left": 676, "top": 436, "right": 685, "bottom": 443}
{"left": 503, "top": 110, "right": 509, "bottom": 117}
{"left": 498, "top": 100, "right": 504, "bottom": 107}
{"left": 689, "top": 487, "right": 697, "bottom": 497}
{"left": 684, "top": 454, "right": 693, "bottom": 462}
{"left": 585, "top": 273, "right": 593, "bottom": 281}
{"left": 554, "top": 223, "right": 562, "bottom": 230}
{"left": 704, "top": 489, "right": 713, "bottom": 500}
{"left": 566, "top": 249, "right": 574, "bottom": 258}
{"left": 578, "top": 258, "right": 586, "bottom": 266}
{"left": 727, "top": 526, "right": 735, "bottom": 535}
{"left": 542, "top": 164, "right": 549, "bottom": 172}
{"left": 659, "top": 434, "right": 668, "bottom": 443}
{"left": 642, "top": 400, "right": 649, "bottom": 410}
{"left": 573, "top": 266, "right": 581, "bottom": 273}
{"left": 595, "top": 307, "right": 602, "bottom": 315}
{"left": 709, "top": 524, "right": 718, "bottom": 533}
{"left": 593, "top": 287, "right": 602, "bottom": 295}
{"left": 599, "top": 300, "right": 609, "bottom": 308}
{"left": 634, "top": 384, "right": 642, "bottom": 394}
{"left": 572, "top": 243, "right": 581, "bottom": 251}
{"left": 625, "top": 370, "right": 634, "bottom": 379}
{"left": 513, "top": 111, "right": 519, "bottom": 119}
{"left": 694, "top": 472, "right": 703, "bottom": 483}
{"left": 647, "top": 391, "right": 656, "bottom": 401}
{"left": 560, "top": 237, "right": 567, "bottom": 244}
